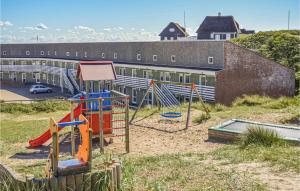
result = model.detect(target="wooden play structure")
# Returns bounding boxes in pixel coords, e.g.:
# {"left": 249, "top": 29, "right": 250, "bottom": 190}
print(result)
{"left": 130, "top": 80, "right": 209, "bottom": 132}
{"left": 47, "top": 114, "right": 92, "bottom": 177}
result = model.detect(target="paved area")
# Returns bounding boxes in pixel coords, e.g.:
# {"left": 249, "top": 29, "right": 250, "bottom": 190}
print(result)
{"left": 0, "top": 83, "right": 72, "bottom": 101}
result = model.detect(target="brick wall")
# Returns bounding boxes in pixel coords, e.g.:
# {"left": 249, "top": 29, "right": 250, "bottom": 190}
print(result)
{"left": 215, "top": 42, "right": 295, "bottom": 105}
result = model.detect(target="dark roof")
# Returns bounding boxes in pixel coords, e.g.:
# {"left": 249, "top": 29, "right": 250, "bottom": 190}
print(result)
{"left": 159, "top": 22, "right": 189, "bottom": 37}
{"left": 196, "top": 16, "right": 241, "bottom": 33}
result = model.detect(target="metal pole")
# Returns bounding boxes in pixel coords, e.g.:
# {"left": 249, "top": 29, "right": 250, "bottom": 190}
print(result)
{"left": 193, "top": 84, "right": 210, "bottom": 115}
{"left": 129, "top": 83, "right": 153, "bottom": 124}
{"left": 99, "top": 98, "right": 104, "bottom": 153}
{"left": 125, "top": 96, "right": 130, "bottom": 153}
{"left": 185, "top": 84, "right": 193, "bottom": 129}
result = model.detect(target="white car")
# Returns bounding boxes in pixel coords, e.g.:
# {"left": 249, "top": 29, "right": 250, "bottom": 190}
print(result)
{"left": 29, "top": 85, "right": 53, "bottom": 94}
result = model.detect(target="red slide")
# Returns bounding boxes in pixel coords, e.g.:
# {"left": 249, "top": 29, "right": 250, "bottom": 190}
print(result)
{"left": 29, "top": 104, "right": 83, "bottom": 147}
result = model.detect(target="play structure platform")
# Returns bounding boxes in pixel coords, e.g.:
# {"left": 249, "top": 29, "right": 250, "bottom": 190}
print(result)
{"left": 208, "top": 119, "right": 300, "bottom": 144}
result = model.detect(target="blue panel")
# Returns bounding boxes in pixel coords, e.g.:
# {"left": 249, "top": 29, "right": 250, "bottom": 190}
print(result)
{"left": 57, "top": 120, "right": 85, "bottom": 127}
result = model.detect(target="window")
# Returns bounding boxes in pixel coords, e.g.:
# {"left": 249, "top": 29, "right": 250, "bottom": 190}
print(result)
{"left": 22, "top": 73, "right": 26, "bottom": 83}
{"left": 54, "top": 51, "right": 57, "bottom": 56}
{"left": 165, "top": 72, "right": 171, "bottom": 81}
{"left": 208, "top": 57, "right": 213, "bottom": 64}
{"left": 66, "top": 52, "right": 70, "bottom": 56}
{"left": 136, "top": 54, "right": 141, "bottom": 61}
{"left": 52, "top": 75, "right": 55, "bottom": 85}
{"left": 40, "top": 51, "right": 45, "bottom": 55}
{"left": 143, "top": 70, "right": 151, "bottom": 79}
{"left": 32, "top": 73, "right": 36, "bottom": 79}
{"left": 169, "top": 28, "right": 175, "bottom": 32}
{"left": 118, "top": 86, "right": 127, "bottom": 94}
{"left": 171, "top": 55, "right": 176, "bottom": 62}
{"left": 153, "top": 55, "right": 157, "bottom": 62}
{"left": 160, "top": 72, "right": 171, "bottom": 81}
{"left": 84, "top": 52, "right": 87, "bottom": 58}
{"left": 230, "top": 34, "right": 235, "bottom": 38}
{"left": 101, "top": 53, "right": 105, "bottom": 58}
{"left": 26, "top": 51, "right": 30, "bottom": 55}
{"left": 43, "top": 74, "right": 47, "bottom": 80}
{"left": 75, "top": 51, "right": 78, "bottom": 57}
{"left": 146, "top": 92, "right": 153, "bottom": 105}
{"left": 47, "top": 51, "right": 50, "bottom": 55}
{"left": 42, "top": 61, "right": 46, "bottom": 66}
{"left": 199, "top": 74, "right": 207, "bottom": 86}
{"left": 184, "top": 74, "right": 191, "bottom": 83}
{"left": 220, "top": 34, "right": 226, "bottom": 40}
{"left": 179, "top": 73, "right": 184, "bottom": 83}
{"left": 114, "top": 53, "right": 118, "bottom": 59}
{"left": 119, "top": 68, "right": 126, "bottom": 76}
{"left": 0, "top": 72, "right": 3, "bottom": 80}
{"left": 132, "top": 89, "right": 137, "bottom": 104}
{"left": 132, "top": 69, "right": 137, "bottom": 77}
{"left": 2, "top": 51, "right": 7, "bottom": 55}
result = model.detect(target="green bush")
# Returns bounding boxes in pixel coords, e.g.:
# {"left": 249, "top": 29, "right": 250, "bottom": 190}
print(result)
{"left": 233, "top": 95, "right": 272, "bottom": 107}
{"left": 193, "top": 113, "right": 210, "bottom": 124}
{"left": 240, "top": 126, "right": 284, "bottom": 148}
{"left": 262, "top": 96, "right": 300, "bottom": 109}
{"left": 233, "top": 95, "right": 299, "bottom": 109}
{"left": 0, "top": 100, "right": 70, "bottom": 114}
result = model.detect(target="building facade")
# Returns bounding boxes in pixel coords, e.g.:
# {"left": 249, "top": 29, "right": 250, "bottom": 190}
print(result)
{"left": 0, "top": 41, "right": 294, "bottom": 105}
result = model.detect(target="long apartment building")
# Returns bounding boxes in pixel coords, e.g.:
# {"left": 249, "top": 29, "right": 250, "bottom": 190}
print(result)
{"left": 0, "top": 41, "right": 295, "bottom": 105}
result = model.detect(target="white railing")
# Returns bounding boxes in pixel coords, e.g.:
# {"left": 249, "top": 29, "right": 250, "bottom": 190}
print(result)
{"left": 165, "top": 84, "right": 215, "bottom": 102}
{"left": 62, "top": 72, "right": 74, "bottom": 94}
{"left": 0, "top": 65, "right": 63, "bottom": 75}
{"left": 114, "top": 75, "right": 215, "bottom": 102}
{"left": 67, "top": 69, "right": 80, "bottom": 92}
{"left": 114, "top": 75, "right": 151, "bottom": 89}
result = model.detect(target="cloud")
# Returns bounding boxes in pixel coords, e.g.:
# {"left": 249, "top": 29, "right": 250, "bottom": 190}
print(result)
{"left": 74, "top": 25, "right": 95, "bottom": 33}
{"left": 36, "top": 23, "right": 48, "bottom": 30}
{"left": 23, "top": 23, "right": 48, "bottom": 31}
{"left": 0, "top": 21, "right": 13, "bottom": 27}
{"left": 103, "top": 27, "right": 111, "bottom": 31}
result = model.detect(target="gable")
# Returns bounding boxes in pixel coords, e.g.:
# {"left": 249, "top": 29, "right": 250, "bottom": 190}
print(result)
{"left": 159, "top": 22, "right": 189, "bottom": 37}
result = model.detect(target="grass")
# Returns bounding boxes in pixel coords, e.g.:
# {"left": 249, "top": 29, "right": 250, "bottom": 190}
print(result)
{"left": 210, "top": 144, "right": 300, "bottom": 173}
{"left": 120, "top": 153, "right": 267, "bottom": 191}
{"left": 240, "top": 125, "right": 285, "bottom": 148}
{"left": 193, "top": 113, "right": 210, "bottom": 124}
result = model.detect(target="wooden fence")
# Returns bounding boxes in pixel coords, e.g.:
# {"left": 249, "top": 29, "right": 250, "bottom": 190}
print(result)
{"left": 0, "top": 160, "right": 121, "bottom": 191}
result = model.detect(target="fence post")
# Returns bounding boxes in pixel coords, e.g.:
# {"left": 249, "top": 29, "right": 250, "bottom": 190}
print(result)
{"left": 70, "top": 101, "right": 75, "bottom": 157}
{"left": 125, "top": 96, "right": 130, "bottom": 153}
{"left": 99, "top": 98, "right": 104, "bottom": 153}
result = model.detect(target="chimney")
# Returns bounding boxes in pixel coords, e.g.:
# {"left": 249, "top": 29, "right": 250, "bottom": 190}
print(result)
{"left": 218, "top": 12, "right": 221, "bottom": 16}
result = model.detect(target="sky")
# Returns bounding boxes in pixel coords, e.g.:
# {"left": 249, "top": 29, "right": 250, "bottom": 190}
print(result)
{"left": 1, "top": 0, "right": 299, "bottom": 43}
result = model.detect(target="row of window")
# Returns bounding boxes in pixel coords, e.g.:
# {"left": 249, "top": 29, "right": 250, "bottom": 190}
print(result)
{"left": 1, "top": 72, "right": 57, "bottom": 85}
{"left": 2, "top": 51, "right": 214, "bottom": 64}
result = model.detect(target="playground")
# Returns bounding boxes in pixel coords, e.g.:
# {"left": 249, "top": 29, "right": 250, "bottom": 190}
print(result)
{"left": 1, "top": 94, "right": 300, "bottom": 190}
{"left": 0, "top": 62, "right": 299, "bottom": 190}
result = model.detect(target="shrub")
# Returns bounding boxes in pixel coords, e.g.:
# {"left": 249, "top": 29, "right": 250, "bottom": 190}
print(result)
{"left": 262, "top": 97, "right": 300, "bottom": 109}
{"left": 0, "top": 100, "right": 69, "bottom": 114}
{"left": 240, "top": 126, "right": 284, "bottom": 148}
{"left": 193, "top": 113, "right": 210, "bottom": 124}
{"left": 213, "top": 104, "right": 227, "bottom": 112}
{"left": 233, "top": 95, "right": 272, "bottom": 107}
{"left": 280, "top": 113, "right": 300, "bottom": 125}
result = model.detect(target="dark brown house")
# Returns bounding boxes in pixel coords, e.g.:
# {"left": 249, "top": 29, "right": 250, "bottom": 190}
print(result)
{"left": 196, "top": 13, "right": 241, "bottom": 40}
{"left": 159, "top": 22, "right": 189, "bottom": 40}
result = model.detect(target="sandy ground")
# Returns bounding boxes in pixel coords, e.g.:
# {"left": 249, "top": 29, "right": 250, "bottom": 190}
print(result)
{"left": 0, "top": 89, "right": 29, "bottom": 101}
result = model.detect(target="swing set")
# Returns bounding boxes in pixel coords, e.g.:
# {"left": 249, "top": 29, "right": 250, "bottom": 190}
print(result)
{"left": 130, "top": 80, "right": 210, "bottom": 132}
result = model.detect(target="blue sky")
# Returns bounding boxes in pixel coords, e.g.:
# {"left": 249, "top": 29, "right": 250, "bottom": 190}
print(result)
{"left": 1, "top": 0, "right": 299, "bottom": 43}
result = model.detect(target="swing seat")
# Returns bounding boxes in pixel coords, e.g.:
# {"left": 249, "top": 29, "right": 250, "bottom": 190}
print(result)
{"left": 160, "top": 112, "right": 182, "bottom": 118}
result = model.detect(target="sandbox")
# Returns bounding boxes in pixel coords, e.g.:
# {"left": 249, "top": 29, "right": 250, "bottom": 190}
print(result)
{"left": 208, "top": 119, "right": 300, "bottom": 144}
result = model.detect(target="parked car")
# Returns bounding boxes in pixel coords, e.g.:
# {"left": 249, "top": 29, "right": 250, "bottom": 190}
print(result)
{"left": 29, "top": 84, "right": 53, "bottom": 94}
